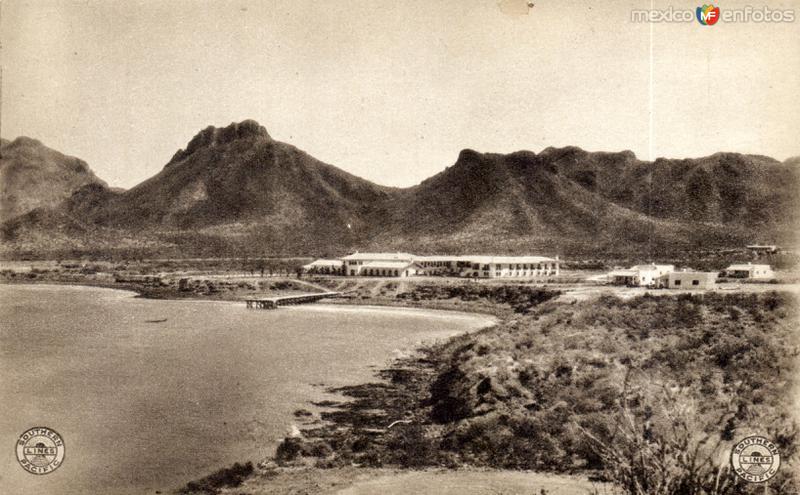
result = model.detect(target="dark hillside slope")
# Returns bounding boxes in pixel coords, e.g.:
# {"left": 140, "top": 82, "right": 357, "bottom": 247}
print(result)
{"left": 0, "top": 137, "right": 107, "bottom": 222}
{"left": 63, "top": 120, "right": 394, "bottom": 254}
{"left": 370, "top": 147, "right": 798, "bottom": 254}
{"left": 95, "top": 121, "right": 391, "bottom": 229}
{"left": 543, "top": 147, "right": 798, "bottom": 226}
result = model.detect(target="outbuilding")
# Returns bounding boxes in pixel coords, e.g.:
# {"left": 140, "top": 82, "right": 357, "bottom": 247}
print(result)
{"left": 746, "top": 245, "right": 779, "bottom": 254}
{"left": 723, "top": 263, "right": 775, "bottom": 280}
{"left": 608, "top": 264, "right": 674, "bottom": 287}
{"left": 659, "top": 271, "right": 717, "bottom": 290}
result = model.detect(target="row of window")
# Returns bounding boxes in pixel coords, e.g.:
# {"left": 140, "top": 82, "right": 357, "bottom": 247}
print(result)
{"left": 491, "top": 271, "right": 557, "bottom": 277}
{"left": 363, "top": 269, "right": 401, "bottom": 276}
{"left": 473, "top": 264, "right": 554, "bottom": 270}
{"left": 347, "top": 260, "right": 558, "bottom": 270}
{"left": 347, "top": 269, "right": 403, "bottom": 276}
{"left": 307, "top": 267, "right": 341, "bottom": 273}
{"left": 469, "top": 271, "right": 557, "bottom": 277}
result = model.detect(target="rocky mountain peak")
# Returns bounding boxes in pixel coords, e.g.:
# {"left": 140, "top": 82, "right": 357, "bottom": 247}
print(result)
{"left": 168, "top": 120, "right": 272, "bottom": 165}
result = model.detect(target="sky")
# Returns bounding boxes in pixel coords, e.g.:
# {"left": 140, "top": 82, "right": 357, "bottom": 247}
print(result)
{"left": 1, "top": 0, "right": 799, "bottom": 189}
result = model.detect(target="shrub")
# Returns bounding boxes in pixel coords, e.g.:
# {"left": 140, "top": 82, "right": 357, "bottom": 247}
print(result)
{"left": 274, "top": 437, "right": 303, "bottom": 464}
{"left": 384, "top": 423, "right": 440, "bottom": 467}
{"left": 426, "top": 293, "right": 796, "bottom": 484}
{"left": 178, "top": 461, "right": 253, "bottom": 494}
{"left": 578, "top": 379, "right": 796, "bottom": 495}
{"left": 395, "top": 284, "right": 561, "bottom": 312}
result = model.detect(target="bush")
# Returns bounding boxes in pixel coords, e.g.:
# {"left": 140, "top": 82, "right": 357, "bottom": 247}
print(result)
{"left": 579, "top": 380, "right": 798, "bottom": 495}
{"left": 396, "top": 284, "right": 561, "bottom": 312}
{"left": 385, "top": 423, "right": 440, "bottom": 467}
{"left": 275, "top": 292, "right": 798, "bottom": 493}
{"left": 178, "top": 461, "right": 253, "bottom": 494}
{"left": 275, "top": 437, "right": 303, "bottom": 464}
{"left": 420, "top": 292, "right": 798, "bottom": 488}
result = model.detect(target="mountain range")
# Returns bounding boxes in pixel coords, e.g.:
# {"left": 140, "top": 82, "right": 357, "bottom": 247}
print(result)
{"left": 2, "top": 120, "right": 798, "bottom": 258}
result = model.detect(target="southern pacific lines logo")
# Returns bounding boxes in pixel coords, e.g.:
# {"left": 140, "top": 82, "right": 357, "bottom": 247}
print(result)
{"left": 697, "top": 4, "right": 721, "bottom": 25}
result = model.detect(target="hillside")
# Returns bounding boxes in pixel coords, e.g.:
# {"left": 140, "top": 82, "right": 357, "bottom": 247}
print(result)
{"left": 0, "top": 137, "right": 107, "bottom": 222}
{"left": 275, "top": 291, "right": 798, "bottom": 494}
{"left": 89, "top": 120, "right": 392, "bottom": 230}
{"left": 4, "top": 121, "right": 395, "bottom": 256}
{"left": 370, "top": 147, "right": 799, "bottom": 254}
{"left": 1, "top": 121, "right": 798, "bottom": 258}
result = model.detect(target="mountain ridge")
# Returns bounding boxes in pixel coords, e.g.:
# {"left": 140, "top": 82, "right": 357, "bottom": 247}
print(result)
{"left": 2, "top": 120, "right": 798, "bottom": 257}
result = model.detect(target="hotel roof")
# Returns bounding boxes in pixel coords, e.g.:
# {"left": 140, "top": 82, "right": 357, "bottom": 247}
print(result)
{"left": 414, "top": 255, "right": 461, "bottom": 262}
{"left": 339, "top": 253, "right": 558, "bottom": 264}
{"left": 663, "top": 270, "right": 717, "bottom": 276}
{"left": 361, "top": 260, "right": 419, "bottom": 269}
{"left": 456, "top": 256, "right": 557, "bottom": 264}
{"left": 302, "top": 259, "right": 343, "bottom": 267}
{"left": 341, "top": 252, "right": 416, "bottom": 261}
{"left": 631, "top": 264, "right": 675, "bottom": 271}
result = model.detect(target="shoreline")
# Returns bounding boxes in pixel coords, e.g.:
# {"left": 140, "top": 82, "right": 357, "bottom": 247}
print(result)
{"left": 2, "top": 281, "right": 502, "bottom": 341}
{"left": 3, "top": 274, "right": 798, "bottom": 494}
{"left": 1, "top": 277, "right": 511, "bottom": 494}
{"left": 172, "top": 281, "right": 583, "bottom": 495}
{"left": 0, "top": 276, "right": 512, "bottom": 319}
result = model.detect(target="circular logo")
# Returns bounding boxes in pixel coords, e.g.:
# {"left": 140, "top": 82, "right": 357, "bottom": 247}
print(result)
{"left": 16, "top": 427, "right": 65, "bottom": 475}
{"left": 731, "top": 436, "right": 780, "bottom": 483}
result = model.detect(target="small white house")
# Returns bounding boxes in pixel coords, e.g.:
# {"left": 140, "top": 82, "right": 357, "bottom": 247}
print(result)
{"left": 659, "top": 271, "right": 717, "bottom": 290}
{"left": 608, "top": 269, "right": 639, "bottom": 286}
{"left": 608, "top": 264, "right": 675, "bottom": 287}
{"left": 723, "top": 263, "right": 775, "bottom": 280}
{"left": 746, "top": 245, "right": 779, "bottom": 254}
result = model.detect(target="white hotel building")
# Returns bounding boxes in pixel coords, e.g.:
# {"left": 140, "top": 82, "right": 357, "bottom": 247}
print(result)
{"left": 305, "top": 252, "right": 561, "bottom": 279}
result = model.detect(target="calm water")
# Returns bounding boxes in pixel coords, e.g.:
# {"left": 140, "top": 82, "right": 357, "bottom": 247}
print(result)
{"left": 0, "top": 285, "right": 493, "bottom": 494}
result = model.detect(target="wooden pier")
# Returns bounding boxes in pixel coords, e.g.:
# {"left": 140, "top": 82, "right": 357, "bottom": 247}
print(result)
{"left": 245, "top": 291, "right": 341, "bottom": 309}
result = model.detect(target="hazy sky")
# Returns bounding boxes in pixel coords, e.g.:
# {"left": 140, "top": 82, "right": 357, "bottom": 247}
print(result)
{"left": 2, "top": 0, "right": 799, "bottom": 189}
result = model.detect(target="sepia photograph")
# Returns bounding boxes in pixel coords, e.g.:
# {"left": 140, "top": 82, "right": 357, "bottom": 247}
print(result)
{"left": 0, "top": 1, "right": 798, "bottom": 494}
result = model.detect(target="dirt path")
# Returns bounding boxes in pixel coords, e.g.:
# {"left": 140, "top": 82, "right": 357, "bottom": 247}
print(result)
{"left": 335, "top": 469, "right": 608, "bottom": 495}
{"left": 557, "top": 282, "right": 800, "bottom": 303}
{"left": 217, "top": 467, "right": 611, "bottom": 495}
